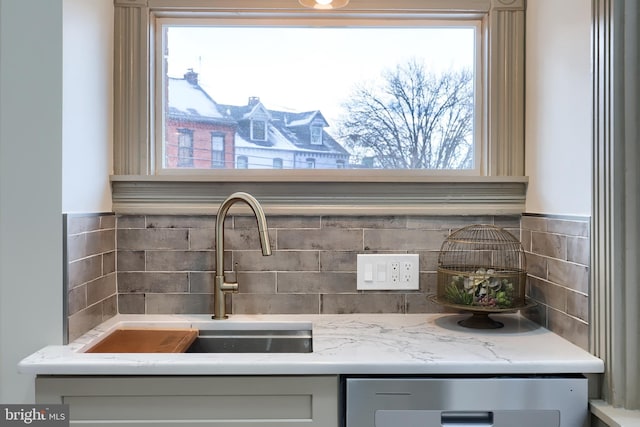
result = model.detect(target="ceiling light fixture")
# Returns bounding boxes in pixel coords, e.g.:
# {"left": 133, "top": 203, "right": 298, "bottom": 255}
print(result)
{"left": 298, "top": 0, "right": 349, "bottom": 10}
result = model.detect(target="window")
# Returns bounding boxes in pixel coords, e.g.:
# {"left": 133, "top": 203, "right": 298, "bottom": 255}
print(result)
{"left": 112, "top": 0, "right": 526, "bottom": 214}
{"left": 211, "top": 133, "right": 225, "bottom": 168}
{"left": 236, "top": 155, "right": 248, "bottom": 169}
{"left": 336, "top": 160, "right": 345, "bottom": 169}
{"left": 273, "top": 158, "right": 283, "bottom": 169}
{"left": 251, "top": 120, "right": 267, "bottom": 141}
{"left": 162, "top": 24, "right": 476, "bottom": 171}
{"left": 177, "top": 129, "right": 193, "bottom": 168}
{"left": 310, "top": 126, "right": 323, "bottom": 146}
{"left": 306, "top": 158, "right": 316, "bottom": 169}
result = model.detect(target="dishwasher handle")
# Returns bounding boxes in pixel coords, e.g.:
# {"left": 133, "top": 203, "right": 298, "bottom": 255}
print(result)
{"left": 441, "top": 411, "right": 494, "bottom": 426}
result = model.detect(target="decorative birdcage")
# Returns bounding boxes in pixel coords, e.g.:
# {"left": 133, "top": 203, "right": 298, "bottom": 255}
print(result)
{"left": 432, "top": 224, "right": 531, "bottom": 329}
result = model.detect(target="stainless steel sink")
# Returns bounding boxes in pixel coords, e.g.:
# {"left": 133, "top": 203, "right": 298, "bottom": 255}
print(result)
{"left": 185, "top": 323, "right": 313, "bottom": 353}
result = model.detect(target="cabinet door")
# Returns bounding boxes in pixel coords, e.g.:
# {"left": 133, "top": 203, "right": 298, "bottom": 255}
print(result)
{"left": 36, "top": 375, "right": 338, "bottom": 427}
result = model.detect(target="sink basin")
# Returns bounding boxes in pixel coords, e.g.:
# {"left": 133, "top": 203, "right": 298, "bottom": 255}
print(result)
{"left": 185, "top": 321, "right": 313, "bottom": 353}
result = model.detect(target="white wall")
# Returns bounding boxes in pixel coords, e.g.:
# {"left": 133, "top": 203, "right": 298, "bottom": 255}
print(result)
{"left": 0, "top": 0, "right": 64, "bottom": 403}
{"left": 0, "top": 0, "right": 112, "bottom": 403}
{"left": 525, "top": 0, "right": 592, "bottom": 216}
{"left": 62, "top": 0, "right": 113, "bottom": 213}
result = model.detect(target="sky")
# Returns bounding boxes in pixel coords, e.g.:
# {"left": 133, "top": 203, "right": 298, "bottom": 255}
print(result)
{"left": 165, "top": 25, "right": 476, "bottom": 129}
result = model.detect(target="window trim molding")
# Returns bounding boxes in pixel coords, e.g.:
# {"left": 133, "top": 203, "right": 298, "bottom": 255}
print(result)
{"left": 112, "top": 0, "right": 525, "bottom": 215}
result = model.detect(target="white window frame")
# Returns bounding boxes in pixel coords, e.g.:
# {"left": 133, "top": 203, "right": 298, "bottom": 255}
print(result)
{"left": 236, "top": 155, "right": 248, "bottom": 169}
{"left": 210, "top": 133, "right": 225, "bottom": 168}
{"left": 310, "top": 125, "right": 323, "bottom": 146}
{"left": 111, "top": 0, "right": 526, "bottom": 215}
{"left": 250, "top": 119, "right": 267, "bottom": 142}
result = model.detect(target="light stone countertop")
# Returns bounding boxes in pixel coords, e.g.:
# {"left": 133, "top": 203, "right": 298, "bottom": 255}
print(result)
{"left": 18, "top": 313, "right": 604, "bottom": 376}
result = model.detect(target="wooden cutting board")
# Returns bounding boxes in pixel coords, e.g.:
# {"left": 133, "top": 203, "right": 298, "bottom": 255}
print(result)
{"left": 85, "top": 328, "right": 198, "bottom": 353}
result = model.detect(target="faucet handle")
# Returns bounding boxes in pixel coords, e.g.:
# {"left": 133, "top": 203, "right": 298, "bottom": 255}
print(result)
{"left": 221, "top": 261, "right": 239, "bottom": 293}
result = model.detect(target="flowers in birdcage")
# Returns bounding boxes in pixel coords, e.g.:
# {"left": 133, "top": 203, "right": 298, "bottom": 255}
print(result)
{"left": 445, "top": 268, "right": 515, "bottom": 308}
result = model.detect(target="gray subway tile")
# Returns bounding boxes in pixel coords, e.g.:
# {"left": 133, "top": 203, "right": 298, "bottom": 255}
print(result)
{"left": 522, "top": 303, "right": 547, "bottom": 328}
{"left": 117, "top": 215, "right": 146, "bottom": 229}
{"left": 67, "top": 216, "right": 101, "bottom": 235}
{"left": 86, "top": 273, "right": 117, "bottom": 306}
{"left": 117, "top": 250, "right": 145, "bottom": 272}
{"left": 118, "top": 294, "right": 145, "bottom": 314}
{"left": 234, "top": 250, "right": 319, "bottom": 272}
{"left": 493, "top": 216, "right": 522, "bottom": 229}
{"left": 189, "top": 272, "right": 216, "bottom": 293}
{"left": 547, "top": 218, "right": 589, "bottom": 237}
{"left": 407, "top": 216, "right": 493, "bottom": 230}
{"left": 68, "top": 285, "right": 87, "bottom": 316}
{"left": 238, "top": 215, "right": 320, "bottom": 229}
{"left": 321, "top": 216, "right": 406, "bottom": 229}
{"left": 567, "top": 236, "right": 590, "bottom": 266}
{"left": 68, "top": 255, "right": 103, "bottom": 288}
{"left": 277, "top": 272, "right": 355, "bottom": 293}
{"left": 102, "top": 295, "right": 118, "bottom": 320}
{"left": 406, "top": 293, "right": 451, "bottom": 313}
{"left": 364, "top": 229, "right": 449, "bottom": 251}
{"left": 189, "top": 228, "right": 216, "bottom": 250}
{"left": 145, "top": 293, "right": 214, "bottom": 314}
{"left": 520, "top": 229, "right": 532, "bottom": 252}
{"left": 321, "top": 293, "right": 405, "bottom": 314}
{"left": 418, "top": 251, "right": 440, "bottom": 272}
{"left": 118, "top": 272, "right": 189, "bottom": 293}
{"left": 525, "top": 252, "right": 548, "bottom": 280}
{"left": 567, "top": 290, "right": 589, "bottom": 322}
{"left": 100, "top": 215, "right": 116, "bottom": 229}
{"left": 103, "top": 251, "right": 116, "bottom": 275}
{"left": 117, "top": 228, "right": 189, "bottom": 251}
{"left": 231, "top": 294, "right": 319, "bottom": 314}
{"left": 85, "top": 229, "right": 116, "bottom": 256}
{"left": 236, "top": 272, "right": 277, "bottom": 294}
{"left": 229, "top": 228, "right": 276, "bottom": 251}
{"left": 319, "top": 251, "right": 357, "bottom": 272}
{"left": 531, "top": 231, "right": 566, "bottom": 260}
{"left": 521, "top": 216, "right": 548, "bottom": 232}
{"left": 547, "top": 258, "right": 589, "bottom": 294}
{"left": 547, "top": 308, "right": 589, "bottom": 350}
{"left": 528, "top": 277, "right": 567, "bottom": 312}
{"left": 146, "top": 250, "right": 215, "bottom": 272}
{"left": 68, "top": 304, "right": 103, "bottom": 342}
{"left": 147, "top": 215, "right": 213, "bottom": 229}
{"left": 66, "top": 234, "right": 87, "bottom": 262}
{"left": 277, "top": 229, "right": 362, "bottom": 251}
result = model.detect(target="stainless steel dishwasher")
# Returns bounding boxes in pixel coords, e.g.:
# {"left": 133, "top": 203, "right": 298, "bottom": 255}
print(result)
{"left": 344, "top": 376, "right": 588, "bottom": 427}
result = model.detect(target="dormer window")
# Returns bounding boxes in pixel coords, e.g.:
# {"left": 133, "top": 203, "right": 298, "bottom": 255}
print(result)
{"left": 310, "top": 126, "right": 323, "bottom": 145}
{"left": 251, "top": 120, "right": 267, "bottom": 141}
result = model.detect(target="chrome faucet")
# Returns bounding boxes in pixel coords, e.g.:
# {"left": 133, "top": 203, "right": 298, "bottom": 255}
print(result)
{"left": 214, "top": 192, "right": 271, "bottom": 319}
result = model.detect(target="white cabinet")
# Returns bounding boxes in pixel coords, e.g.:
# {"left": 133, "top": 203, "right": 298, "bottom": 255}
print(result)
{"left": 36, "top": 375, "right": 338, "bottom": 427}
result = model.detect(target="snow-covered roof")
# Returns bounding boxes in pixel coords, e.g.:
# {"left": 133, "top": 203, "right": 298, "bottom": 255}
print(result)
{"left": 169, "top": 76, "right": 349, "bottom": 157}
{"left": 167, "top": 78, "right": 228, "bottom": 121}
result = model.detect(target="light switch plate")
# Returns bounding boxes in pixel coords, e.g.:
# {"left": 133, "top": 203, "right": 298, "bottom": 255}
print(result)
{"left": 357, "top": 254, "right": 419, "bottom": 290}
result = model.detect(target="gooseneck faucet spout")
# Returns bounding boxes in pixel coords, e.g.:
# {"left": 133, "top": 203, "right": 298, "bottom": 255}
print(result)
{"left": 214, "top": 192, "right": 271, "bottom": 319}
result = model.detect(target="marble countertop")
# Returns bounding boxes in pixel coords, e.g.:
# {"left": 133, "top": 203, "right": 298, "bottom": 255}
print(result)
{"left": 18, "top": 313, "right": 604, "bottom": 376}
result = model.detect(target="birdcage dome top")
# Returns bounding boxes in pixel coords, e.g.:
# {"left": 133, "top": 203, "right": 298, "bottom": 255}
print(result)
{"left": 437, "top": 224, "right": 526, "bottom": 271}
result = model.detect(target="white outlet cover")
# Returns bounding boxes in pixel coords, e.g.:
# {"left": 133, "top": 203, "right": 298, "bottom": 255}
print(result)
{"left": 357, "top": 254, "right": 419, "bottom": 290}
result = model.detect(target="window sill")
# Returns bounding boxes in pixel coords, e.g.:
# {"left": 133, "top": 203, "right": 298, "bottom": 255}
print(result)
{"left": 591, "top": 400, "right": 640, "bottom": 427}
{"left": 110, "top": 174, "right": 528, "bottom": 216}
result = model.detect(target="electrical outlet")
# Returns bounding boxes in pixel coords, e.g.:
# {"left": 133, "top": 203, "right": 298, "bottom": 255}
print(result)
{"left": 357, "top": 254, "right": 419, "bottom": 290}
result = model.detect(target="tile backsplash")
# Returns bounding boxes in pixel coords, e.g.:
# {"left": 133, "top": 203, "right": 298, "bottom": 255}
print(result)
{"left": 520, "top": 214, "right": 590, "bottom": 349}
{"left": 115, "top": 215, "right": 520, "bottom": 317}
{"left": 64, "top": 212, "right": 590, "bottom": 348}
{"left": 65, "top": 214, "right": 117, "bottom": 342}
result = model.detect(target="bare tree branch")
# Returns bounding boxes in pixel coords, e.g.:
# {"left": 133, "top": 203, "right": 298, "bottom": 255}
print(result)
{"left": 339, "top": 60, "right": 474, "bottom": 169}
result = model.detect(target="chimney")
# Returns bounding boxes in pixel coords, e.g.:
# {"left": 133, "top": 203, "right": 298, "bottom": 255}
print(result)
{"left": 248, "top": 96, "right": 260, "bottom": 107}
{"left": 184, "top": 69, "right": 198, "bottom": 85}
